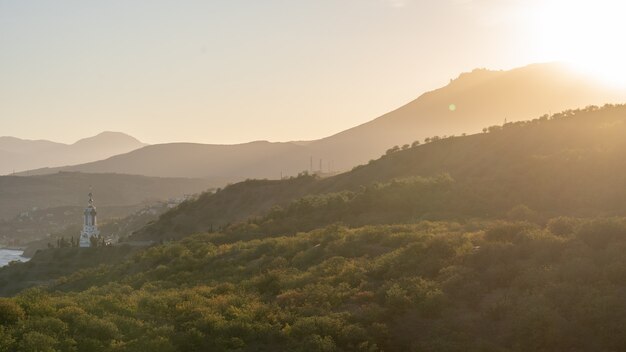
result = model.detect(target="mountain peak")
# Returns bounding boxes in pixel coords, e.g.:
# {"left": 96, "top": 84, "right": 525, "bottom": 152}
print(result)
{"left": 445, "top": 62, "right": 572, "bottom": 90}
{"left": 11, "top": 62, "right": 626, "bottom": 180}
{"left": 0, "top": 132, "right": 148, "bottom": 175}
{"left": 72, "top": 132, "right": 146, "bottom": 147}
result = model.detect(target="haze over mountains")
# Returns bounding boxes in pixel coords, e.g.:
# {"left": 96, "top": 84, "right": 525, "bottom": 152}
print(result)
{"left": 18, "top": 63, "right": 626, "bottom": 182}
{"left": 0, "top": 172, "right": 212, "bottom": 221}
{"left": 0, "top": 132, "right": 146, "bottom": 175}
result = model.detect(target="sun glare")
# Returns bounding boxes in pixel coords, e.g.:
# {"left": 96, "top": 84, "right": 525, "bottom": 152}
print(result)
{"left": 529, "top": 0, "right": 626, "bottom": 88}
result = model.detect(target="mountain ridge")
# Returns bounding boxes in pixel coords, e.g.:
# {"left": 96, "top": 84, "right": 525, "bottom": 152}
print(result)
{"left": 0, "top": 131, "right": 147, "bottom": 175}
{"left": 17, "top": 63, "right": 626, "bottom": 181}
{"left": 130, "top": 103, "right": 626, "bottom": 242}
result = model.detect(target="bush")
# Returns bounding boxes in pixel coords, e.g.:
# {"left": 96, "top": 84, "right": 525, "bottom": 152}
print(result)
{"left": 0, "top": 298, "right": 24, "bottom": 325}
{"left": 576, "top": 218, "right": 626, "bottom": 249}
{"left": 547, "top": 217, "right": 579, "bottom": 237}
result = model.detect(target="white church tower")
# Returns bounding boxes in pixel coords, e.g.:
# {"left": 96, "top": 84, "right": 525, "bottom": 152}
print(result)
{"left": 79, "top": 192, "right": 100, "bottom": 247}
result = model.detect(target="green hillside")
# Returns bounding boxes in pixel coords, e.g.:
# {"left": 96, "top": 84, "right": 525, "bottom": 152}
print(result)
{"left": 0, "top": 246, "right": 137, "bottom": 297}
{"left": 135, "top": 103, "right": 626, "bottom": 241}
{"left": 4, "top": 219, "right": 626, "bottom": 350}
{"left": 5, "top": 105, "right": 626, "bottom": 350}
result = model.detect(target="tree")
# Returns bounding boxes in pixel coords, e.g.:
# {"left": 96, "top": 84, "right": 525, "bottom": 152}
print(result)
{"left": 57, "top": 237, "right": 70, "bottom": 248}
{"left": 17, "top": 332, "right": 58, "bottom": 352}
{"left": 90, "top": 235, "right": 100, "bottom": 247}
{"left": 385, "top": 146, "right": 400, "bottom": 155}
{"left": 0, "top": 326, "right": 15, "bottom": 352}
{"left": 487, "top": 125, "right": 502, "bottom": 133}
{"left": 0, "top": 298, "right": 24, "bottom": 325}
{"left": 547, "top": 217, "right": 579, "bottom": 237}
{"left": 507, "top": 204, "right": 537, "bottom": 222}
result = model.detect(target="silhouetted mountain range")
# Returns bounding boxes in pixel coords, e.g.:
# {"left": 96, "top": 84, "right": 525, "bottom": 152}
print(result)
{"left": 0, "top": 132, "right": 146, "bottom": 175}
{"left": 18, "top": 63, "right": 626, "bottom": 182}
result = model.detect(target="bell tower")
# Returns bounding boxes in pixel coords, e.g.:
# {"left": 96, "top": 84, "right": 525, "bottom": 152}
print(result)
{"left": 79, "top": 192, "right": 100, "bottom": 247}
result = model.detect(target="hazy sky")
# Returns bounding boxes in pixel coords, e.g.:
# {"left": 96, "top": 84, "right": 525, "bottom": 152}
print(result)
{"left": 1, "top": 0, "right": 624, "bottom": 144}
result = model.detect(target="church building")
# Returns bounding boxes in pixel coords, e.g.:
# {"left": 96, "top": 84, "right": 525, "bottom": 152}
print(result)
{"left": 79, "top": 192, "right": 100, "bottom": 247}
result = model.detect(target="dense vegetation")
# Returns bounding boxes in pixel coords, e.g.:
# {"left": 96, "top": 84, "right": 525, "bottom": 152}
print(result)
{"left": 4, "top": 219, "right": 626, "bottom": 351}
{"left": 133, "top": 175, "right": 319, "bottom": 241}
{"left": 224, "top": 175, "right": 458, "bottom": 241}
{"left": 4, "top": 105, "right": 626, "bottom": 350}
{"left": 0, "top": 246, "right": 137, "bottom": 297}
{"left": 136, "top": 104, "right": 626, "bottom": 242}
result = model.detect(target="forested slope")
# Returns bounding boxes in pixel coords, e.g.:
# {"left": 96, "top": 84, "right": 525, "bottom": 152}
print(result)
{"left": 4, "top": 219, "right": 626, "bottom": 351}
{"left": 135, "top": 104, "right": 626, "bottom": 241}
{"left": 5, "top": 105, "right": 626, "bottom": 351}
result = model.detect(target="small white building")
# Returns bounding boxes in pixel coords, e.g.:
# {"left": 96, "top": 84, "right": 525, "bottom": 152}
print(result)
{"left": 79, "top": 192, "right": 100, "bottom": 247}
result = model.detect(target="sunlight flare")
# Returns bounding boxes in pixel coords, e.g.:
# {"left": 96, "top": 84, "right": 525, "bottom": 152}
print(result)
{"left": 530, "top": 0, "right": 626, "bottom": 87}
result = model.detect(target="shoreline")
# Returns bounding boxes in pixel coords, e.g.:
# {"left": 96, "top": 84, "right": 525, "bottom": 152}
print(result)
{"left": 0, "top": 247, "right": 26, "bottom": 251}
{"left": 0, "top": 248, "right": 30, "bottom": 268}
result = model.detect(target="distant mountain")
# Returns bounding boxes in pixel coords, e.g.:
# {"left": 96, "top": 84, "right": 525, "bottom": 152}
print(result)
{"left": 22, "top": 141, "right": 310, "bottom": 181}
{"left": 20, "top": 63, "right": 626, "bottom": 181}
{"left": 0, "top": 132, "right": 147, "bottom": 175}
{"left": 0, "top": 172, "right": 212, "bottom": 222}
{"left": 306, "top": 63, "right": 626, "bottom": 170}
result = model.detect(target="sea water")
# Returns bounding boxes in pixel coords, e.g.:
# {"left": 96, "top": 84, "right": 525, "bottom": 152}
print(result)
{"left": 0, "top": 249, "right": 29, "bottom": 267}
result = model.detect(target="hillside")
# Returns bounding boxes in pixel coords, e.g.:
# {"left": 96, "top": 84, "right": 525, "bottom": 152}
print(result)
{"left": 0, "top": 245, "right": 138, "bottom": 296}
{"left": 6, "top": 106, "right": 626, "bottom": 350}
{"left": 5, "top": 219, "right": 626, "bottom": 350}
{"left": 18, "top": 201, "right": 179, "bottom": 256}
{"left": 0, "top": 172, "right": 212, "bottom": 229}
{"left": 0, "top": 204, "right": 149, "bottom": 248}
{"left": 20, "top": 63, "right": 626, "bottom": 181}
{"left": 133, "top": 104, "right": 626, "bottom": 241}
{"left": 305, "top": 63, "right": 626, "bottom": 171}
{"left": 0, "top": 132, "right": 146, "bottom": 175}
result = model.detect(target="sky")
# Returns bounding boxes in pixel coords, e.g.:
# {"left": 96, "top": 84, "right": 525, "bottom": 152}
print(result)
{"left": 1, "top": 0, "right": 625, "bottom": 144}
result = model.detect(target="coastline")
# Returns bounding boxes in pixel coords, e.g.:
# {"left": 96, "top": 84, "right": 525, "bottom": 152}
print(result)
{"left": 0, "top": 248, "right": 30, "bottom": 267}
{"left": 0, "top": 246, "right": 26, "bottom": 251}
{"left": 1, "top": 243, "right": 32, "bottom": 258}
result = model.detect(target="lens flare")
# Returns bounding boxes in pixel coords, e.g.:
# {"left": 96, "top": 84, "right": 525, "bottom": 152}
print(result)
{"left": 529, "top": 0, "right": 626, "bottom": 88}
